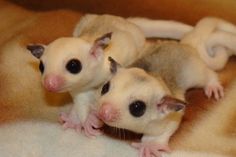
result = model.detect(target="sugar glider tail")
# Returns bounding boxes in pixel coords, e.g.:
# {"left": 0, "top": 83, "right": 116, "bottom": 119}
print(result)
{"left": 182, "top": 17, "right": 236, "bottom": 44}
{"left": 127, "top": 17, "right": 193, "bottom": 39}
{"left": 181, "top": 17, "right": 236, "bottom": 71}
{"left": 214, "top": 18, "right": 236, "bottom": 34}
{"left": 207, "top": 31, "right": 236, "bottom": 57}
{"left": 202, "top": 31, "right": 236, "bottom": 70}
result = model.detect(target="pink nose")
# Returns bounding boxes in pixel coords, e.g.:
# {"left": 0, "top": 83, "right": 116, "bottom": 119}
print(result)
{"left": 99, "top": 103, "right": 119, "bottom": 123}
{"left": 43, "top": 74, "right": 64, "bottom": 92}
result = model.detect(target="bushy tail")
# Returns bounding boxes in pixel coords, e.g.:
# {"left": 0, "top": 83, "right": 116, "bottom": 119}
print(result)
{"left": 181, "top": 17, "right": 236, "bottom": 70}
{"left": 182, "top": 17, "right": 236, "bottom": 43}
{"left": 207, "top": 31, "right": 236, "bottom": 56}
{"left": 127, "top": 17, "right": 193, "bottom": 39}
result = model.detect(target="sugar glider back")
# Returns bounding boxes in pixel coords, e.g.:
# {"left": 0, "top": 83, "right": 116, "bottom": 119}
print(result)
{"left": 132, "top": 42, "right": 224, "bottom": 101}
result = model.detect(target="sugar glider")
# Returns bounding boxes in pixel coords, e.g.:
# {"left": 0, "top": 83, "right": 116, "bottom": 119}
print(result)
{"left": 27, "top": 33, "right": 112, "bottom": 137}
{"left": 97, "top": 43, "right": 223, "bottom": 156}
{"left": 27, "top": 14, "right": 192, "bottom": 137}
{"left": 131, "top": 42, "right": 224, "bottom": 101}
{"left": 181, "top": 17, "right": 236, "bottom": 71}
{"left": 98, "top": 60, "right": 186, "bottom": 157}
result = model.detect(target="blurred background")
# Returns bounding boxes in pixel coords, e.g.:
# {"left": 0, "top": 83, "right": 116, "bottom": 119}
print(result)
{"left": 8, "top": 0, "right": 236, "bottom": 24}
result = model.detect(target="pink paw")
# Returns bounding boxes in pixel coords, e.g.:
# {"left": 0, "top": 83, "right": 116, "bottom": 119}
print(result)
{"left": 131, "top": 142, "right": 171, "bottom": 157}
{"left": 59, "top": 112, "right": 82, "bottom": 133}
{"left": 83, "top": 111, "right": 104, "bottom": 137}
{"left": 204, "top": 83, "right": 224, "bottom": 100}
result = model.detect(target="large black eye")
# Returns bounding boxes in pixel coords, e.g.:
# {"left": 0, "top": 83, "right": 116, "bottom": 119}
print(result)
{"left": 39, "top": 60, "right": 44, "bottom": 74}
{"left": 129, "top": 100, "right": 146, "bottom": 117}
{"left": 66, "top": 59, "right": 82, "bottom": 74}
{"left": 101, "top": 81, "right": 110, "bottom": 95}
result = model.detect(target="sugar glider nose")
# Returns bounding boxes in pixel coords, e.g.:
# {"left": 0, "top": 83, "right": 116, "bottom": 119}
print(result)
{"left": 99, "top": 103, "right": 119, "bottom": 123}
{"left": 43, "top": 74, "right": 65, "bottom": 92}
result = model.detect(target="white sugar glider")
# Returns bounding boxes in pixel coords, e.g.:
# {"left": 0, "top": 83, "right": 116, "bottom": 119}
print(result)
{"left": 181, "top": 17, "right": 236, "bottom": 71}
{"left": 97, "top": 41, "right": 224, "bottom": 156}
{"left": 98, "top": 59, "right": 186, "bottom": 157}
{"left": 27, "top": 14, "right": 193, "bottom": 137}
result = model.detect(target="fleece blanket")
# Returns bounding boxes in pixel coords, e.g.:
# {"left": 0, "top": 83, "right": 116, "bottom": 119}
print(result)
{"left": 0, "top": 120, "right": 233, "bottom": 157}
{"left": 0, "top": 0, "right": 236, "bottom": 157}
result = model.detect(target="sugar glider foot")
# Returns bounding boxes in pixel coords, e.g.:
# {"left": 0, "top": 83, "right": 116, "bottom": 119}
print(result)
{"left": 59, "top": 112, "right": 82, "bottom": 133}
{"left": 132, "top": 142, "right": 170, "bottom": 157}
{"left": 83, "top": 111, "right": 104, "bottom": 137}
{"left": 204, "top": 82, "right": 224, "bottom": 100}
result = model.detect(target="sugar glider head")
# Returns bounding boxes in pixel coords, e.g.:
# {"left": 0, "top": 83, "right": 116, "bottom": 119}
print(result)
{"left": 27, "top": 32, "right": 112, "bottom": 93}
{"left": 98, "top": 61, "right": 186, "bottom": 134}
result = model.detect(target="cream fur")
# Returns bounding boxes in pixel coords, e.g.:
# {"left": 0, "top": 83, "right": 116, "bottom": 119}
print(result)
{"left": 181, "top": 17, "right": 236, "bottom": 70}
{"left": 39, "top": 14, "right": 193, "bottom": 126}
{"left": 131, "top": 42, "right": 223, "bottom": 101}
{"left": 0, "top": 120, "right": 230, "bottom": 157}
{"left": 176, "top": 80, "right": 236, "bottom": 155}
{"left": 35, "top": 14, "right": 151, "bottom": 126}
{"left": 127, "top": 17, "right": 193, "bottom": 39}
{"left": 98, "top": 67, "right": 185, "bottom": 153}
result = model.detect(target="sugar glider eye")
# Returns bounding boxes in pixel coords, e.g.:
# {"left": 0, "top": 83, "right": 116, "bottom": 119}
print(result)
{"left": 129, "top": 100, "right": 146, "bottom": 117}
{"left": 101, "top": 81, "right": 110, "bottom": 95}
{"left": 39, "top": 60, "right": 44, "bottom": 74}
{"left": 66, "top": 59, "right": 82, "bottom": 74}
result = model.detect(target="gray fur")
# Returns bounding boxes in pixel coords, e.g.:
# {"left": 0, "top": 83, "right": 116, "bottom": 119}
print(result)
{"left": 131, "top": 42, "right": 222, "bottom": 100}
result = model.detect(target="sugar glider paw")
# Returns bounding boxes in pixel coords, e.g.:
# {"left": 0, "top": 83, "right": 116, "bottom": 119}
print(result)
{"left": 59, "top": 112, "right": 82, "bottom": 133}
{"left": 204, "top": 83, "right": 224, "bottom": 100}
{"left": 83, "top": 111, "right": 104, "bottom": 137}
{"left": 131, "top": 142, "right": 171, "bottom": 157}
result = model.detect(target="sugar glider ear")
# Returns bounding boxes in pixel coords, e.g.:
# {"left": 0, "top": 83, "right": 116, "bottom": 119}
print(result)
{"left": 108, "top": 56, "right": 121, "bottom": 74}
{"left": 157, "top": 96, "right": 186, "bottom": 113}
{"left": 27, "top": 44, "right": 45, "bottom": 59}
{"left": 89, "top": 32, "right": 112, "bottom": 58}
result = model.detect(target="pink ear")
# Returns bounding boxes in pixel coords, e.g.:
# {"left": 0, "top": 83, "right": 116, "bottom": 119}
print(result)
{"left": 157, "top": 96, "right": 186, "bottom": 113}
{"left": 89, "top": 32, "right": 112, "bottom": 59}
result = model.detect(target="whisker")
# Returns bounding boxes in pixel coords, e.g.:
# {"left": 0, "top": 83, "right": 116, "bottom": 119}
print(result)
{"left": 102, "top": 124, "right": 143, "bottom": 140}
{"left": 122, "top": 128, "right": 125, "bottom": 140}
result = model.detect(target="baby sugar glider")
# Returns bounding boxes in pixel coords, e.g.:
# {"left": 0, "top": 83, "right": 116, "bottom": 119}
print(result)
{"left": 97, "top": 46, "right": 223, "bottom": 157}
{"left": 27, "top": 14, "right": 192, "bottom": 137}
{"left": 98, "top": 58, "right": 186, "bottom": 157}
{"left": 27, "top": 33, "right": 113, "bottom": 137}
{"left": 132, "top": 42, "right": 224, "bottom": 101}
